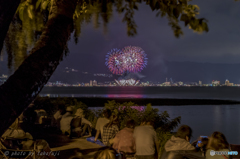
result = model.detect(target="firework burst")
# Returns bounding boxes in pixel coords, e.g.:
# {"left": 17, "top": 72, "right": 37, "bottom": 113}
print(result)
{"left": 105, "top": 48, "right": 125, "bottom": 75}
{"left": 122, "top": 46, "right": 147, "bottom": 73}
{"left": 105, "top": 46, "right": 148, "bottom": 75}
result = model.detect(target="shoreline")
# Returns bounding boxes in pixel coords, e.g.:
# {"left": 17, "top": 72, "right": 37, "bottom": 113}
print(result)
{"left": 44, "top": 97, "right": 240, "bottom": 106}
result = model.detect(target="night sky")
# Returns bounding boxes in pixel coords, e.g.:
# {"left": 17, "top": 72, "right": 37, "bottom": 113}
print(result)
{"left": 1, "top": 0, "right": 240, "bottom": 83}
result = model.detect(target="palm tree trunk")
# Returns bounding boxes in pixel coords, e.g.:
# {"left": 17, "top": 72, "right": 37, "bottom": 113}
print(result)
{"left": 0, "top": 0, "right": 78, "bottom": 136}
{"left": 0, "top": 0, "right": 20, "bottom": 52}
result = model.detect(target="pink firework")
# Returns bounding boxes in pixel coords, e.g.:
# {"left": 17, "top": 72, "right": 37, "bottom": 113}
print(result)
{"left": 105, "top": 49, "right": 125, "bottom": 75}
{"left": 105, "top": 46, "right": 147, "bottom": 74}
{"left": 122, "top": 46, "right": 147, "bottom": 73}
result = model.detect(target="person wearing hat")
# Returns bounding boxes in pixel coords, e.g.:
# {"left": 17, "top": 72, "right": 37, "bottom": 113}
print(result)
{"left": 74, "top": 108, "right": 92, "bottom": 137}
{"left": 60, "top": 106, "right": 74, "bottom": 136}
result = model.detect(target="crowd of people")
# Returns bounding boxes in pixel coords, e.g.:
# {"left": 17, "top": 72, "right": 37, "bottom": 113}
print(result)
{"left": 0, "top": 103, "right": 237, "bottom": 159}
{"left": 0, "top": 103, "right": 57, "bottom": 159}
{"left": 92, "top": 109, "right": 234, "bottom": 159}
{"left": 53, "top": 105, "right": 93, "bottom": 138}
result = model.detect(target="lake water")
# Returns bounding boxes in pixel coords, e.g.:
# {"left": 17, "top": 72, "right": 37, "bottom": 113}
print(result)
{"left": 40, "top": 86, "right": 240, "bottom": 101}
{"left": 39, "top": 87, "right": 240, "bottom": 144}
{"left": 89, "top": 105, "right": 240, "bottom": 144}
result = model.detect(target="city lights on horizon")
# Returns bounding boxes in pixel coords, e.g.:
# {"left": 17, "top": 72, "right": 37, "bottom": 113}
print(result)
{"left": 0, "top": 74, "right": 239, "bottom": 87}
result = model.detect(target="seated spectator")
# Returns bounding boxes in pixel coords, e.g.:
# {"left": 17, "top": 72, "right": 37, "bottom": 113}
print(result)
{"left": 133, "top": 119, "right": 158, "bottom": 159}
{"left": 102, "top": 115, "right": 119, "bottom": 146}
{"left": 206, "top": 131, "right": 229, "bottom": 159}
{"left": 18, "top": 104, "right": 38, "bottom": 137}
{"left": 161, "top": 125, "right": 204, "bottom": 159}
{"left": 60, "top": 106, "right": 74, "bottom": 136}
{"left": 94, "top": 109, "right": 112, "bottom": 142}
{"left": 22, "top": 104, "right": 37, "bottom": 126}
{"left": 74, "top": 108, "right": 92, "bottom": 137}
{"left": 192, "top": 136, "right": 209, "bottom": 156}
{"left": 113, "top": 119, "right": 136, "bottom": 154}
{"left": 35, "top": 109, "right": 48, "bottom": 124}
{"left": 1, "top": 117, "right": 56, "bottom": 159}
{"left": 94, "top": 147, "right": 117, "bottom": 159}
{"left": 53, "top": 104, "right": 66, "bottom": 128}
{"left": 71, "top": 111, "right": 82, "bottom": 138}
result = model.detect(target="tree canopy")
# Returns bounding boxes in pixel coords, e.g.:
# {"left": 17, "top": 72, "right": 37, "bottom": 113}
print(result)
{"left": 3, "top": 0, "right": 208, "bottom": 71}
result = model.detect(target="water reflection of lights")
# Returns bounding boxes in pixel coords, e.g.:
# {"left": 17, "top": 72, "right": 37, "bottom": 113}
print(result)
{"left": 39, "top": 94, "right": 146, "bottom": 98}
{"left": 105, "top": 94, "right": 145, "bottom": 98}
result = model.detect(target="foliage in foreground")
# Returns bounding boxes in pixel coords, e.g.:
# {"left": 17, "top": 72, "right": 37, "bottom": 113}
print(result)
{"left": 34, "top": 97, "right": 181, "bottom": 158}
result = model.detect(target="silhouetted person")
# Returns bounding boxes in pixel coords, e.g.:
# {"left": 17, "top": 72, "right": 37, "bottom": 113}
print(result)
{"left": 20, "top": 103, "right": 38, "bottom": 137}
{"left": 94, "top": 109, "right": 112, "bottom": 142}
{"left": 74, "top": 108, "right": 92, "bottom": 137}
{"left": 60, "top": 106, "right": 74, "bottom": 136}
{"left": 161, "top": 125, "right": 203, "bottom": 159}
{"left": 113, "top": 119, "right": 136, "bottom": 158}
{"left": 133, "top": 119, "right": 158, "bottom": 159}
{"left": 94, "top": 147, "right": 117, "bottom": 159}
{"left": 52, "top": 104, "right": 66, "bottom": 129}
{"left": 102, "top": 115, "right": 119, "bottom": 146}
{"left": 206, "top": 131, "right": 229, "bottom": 159}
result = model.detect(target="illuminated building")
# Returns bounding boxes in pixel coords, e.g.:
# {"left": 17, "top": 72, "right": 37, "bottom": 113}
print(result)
{"left": 90, "top": 80, "right": 92, "bottom": 86}
{"left": 164, "top": 82, "right": 171, "bottom": 86}
{"left": 85, "top": 83, "right": 90, "bottom": 86}
{"left": 199, "top": 81, "right": 202, "bottom": 85}
{"left": 228, "top": 83, "right": 234, "bottom": 86}
{"left": 93, "top": 80, "right": 97, "bottom": 86}
{"left": 225, "top": 79, "right": 229, "bottom": 86}
{"left": 224, "top": 79, "right": 234, "bottom": 86}
{"left": 178, "top": 81, "right": 183, "bottom": 86}
{"left": 115, "top": 79, "right": 140, "bottom": 86}
{"left": 212, "top": 80, "right": 220, "bottom": 86}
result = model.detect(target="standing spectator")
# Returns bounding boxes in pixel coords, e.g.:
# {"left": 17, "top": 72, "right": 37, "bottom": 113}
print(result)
{"left": 113, "top": 119, "right": 136, "bottom": 154}
{"left": 60, "top": 106, "right": 74, "bottom": 136}
{"left": 94, "top": 109, "right": 112, "bottom": 142}
{"left": 74, "top": 108, "right": 92, "bottom": 137}
{"left": 102, "top": 115, "right": 119, "bottom": 146}
{"left": 133, "top": 119, "right": 158, "bottom": 159}
{"left": 161, "top": 125, "right": 203, "bottom": 159}
{"left": 206, "top": 131, "right": 229, "bottom": 159}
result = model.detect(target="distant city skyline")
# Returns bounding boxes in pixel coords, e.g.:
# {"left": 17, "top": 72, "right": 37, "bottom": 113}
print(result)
{"left": 44, "top": 78, "right": 237, "bottom": 87}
